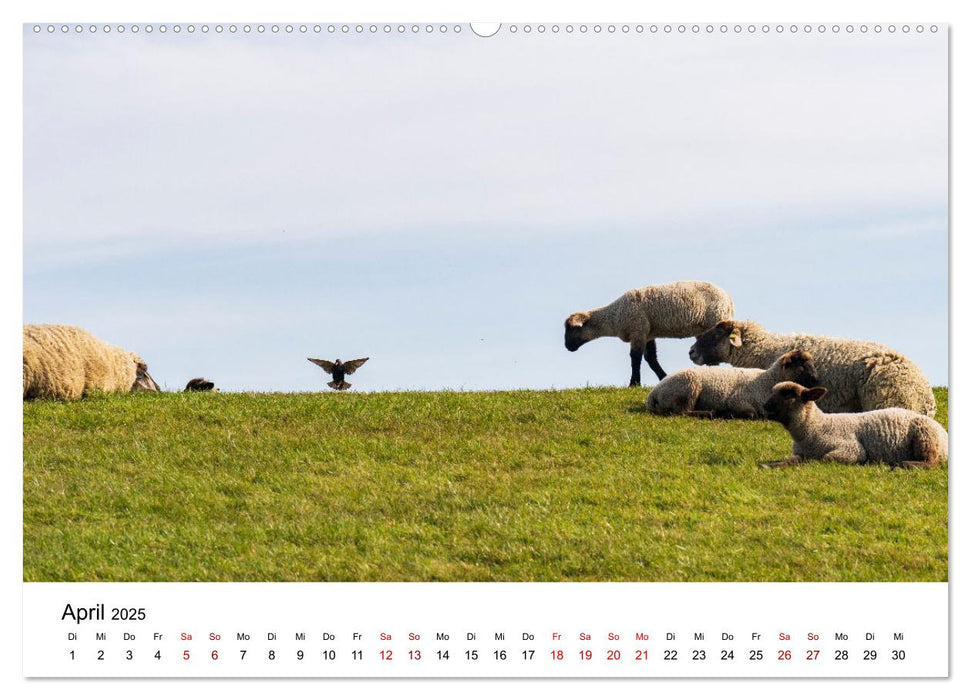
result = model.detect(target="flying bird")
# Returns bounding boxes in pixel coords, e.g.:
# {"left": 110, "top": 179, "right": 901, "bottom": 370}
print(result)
{"left": 307, "top": 357, "right": 369, "bottom": 391}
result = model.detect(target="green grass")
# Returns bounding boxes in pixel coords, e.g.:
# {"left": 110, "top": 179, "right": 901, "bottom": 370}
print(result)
{"left": 23, "top": 387, "right": 948, "bottom": 582}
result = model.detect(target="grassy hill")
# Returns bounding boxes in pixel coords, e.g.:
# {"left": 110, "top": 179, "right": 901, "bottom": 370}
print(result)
{"left": 23, "top": 387, "right": 948, "bottom": 582}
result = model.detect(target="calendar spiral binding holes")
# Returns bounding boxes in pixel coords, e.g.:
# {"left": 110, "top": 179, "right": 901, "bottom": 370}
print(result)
{"left": 30, "top": 23, "right": 940, "bottom": 37}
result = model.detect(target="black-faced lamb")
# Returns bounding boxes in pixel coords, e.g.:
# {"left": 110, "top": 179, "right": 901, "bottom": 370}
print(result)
{"left": 23, "top": 324, "right": 160, "bottom": 400}
{"left": 688, "top": 320, "right": 936, "bottom": 416}
{"left": 760, "top": 381, "right": 948, "bottom": 469}
{"left": 564, "top": 281, "right": 734, "bottom": 386}
{"left": 646, "top": 350, "right": 818, "bottom": 419}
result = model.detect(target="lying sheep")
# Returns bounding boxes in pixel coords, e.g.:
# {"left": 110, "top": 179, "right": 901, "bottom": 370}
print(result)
{"left": 185, "top": 378, "right": 219, "bottom": 392}
{"left": 688, "top": 320, "right": 936, "bottom": 416}
{"left": 23, "top": 324, "right": 160, "bottom": 400}
{"left": 564, "top": 281, "right": 735, "bottom": 386}
{"left": 646, "top": 350, "right": 818, "bottom": 419}
{"left": 761, "top": 381, "right": 948, "bottom": 469}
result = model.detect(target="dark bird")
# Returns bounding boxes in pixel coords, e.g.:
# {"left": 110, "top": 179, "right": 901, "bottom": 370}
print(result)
{"left": 307, "top": 357, "right": 369, "bottom": 390}
{"left": 185, "top": 377, "right": 219, "bottom": 392}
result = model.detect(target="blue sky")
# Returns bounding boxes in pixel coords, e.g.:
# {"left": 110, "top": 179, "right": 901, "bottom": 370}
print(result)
{"left": 23, "top": 26, "right": 948, "bottom": 390}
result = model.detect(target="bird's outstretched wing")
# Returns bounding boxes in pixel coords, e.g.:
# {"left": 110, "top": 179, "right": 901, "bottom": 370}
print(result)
{"left": 342, "top": 357, "right": 369, "bottom": 375}
{"left": 307, "top": 358, "right": 336, "bottom": 374}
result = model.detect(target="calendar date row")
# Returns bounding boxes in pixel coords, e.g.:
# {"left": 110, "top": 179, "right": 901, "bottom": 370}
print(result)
{"left": 67, "top": 646, "right": 908, "bottom": 663}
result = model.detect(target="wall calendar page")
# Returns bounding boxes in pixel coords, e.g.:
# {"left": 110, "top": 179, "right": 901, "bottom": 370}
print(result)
{"left": 17, "top": 8, "right": 952, "bottom": 691}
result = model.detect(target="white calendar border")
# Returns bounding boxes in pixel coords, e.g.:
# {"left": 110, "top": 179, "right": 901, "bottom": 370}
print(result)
{"left": 3, "top": 0, "right": 963, "bottom": 697}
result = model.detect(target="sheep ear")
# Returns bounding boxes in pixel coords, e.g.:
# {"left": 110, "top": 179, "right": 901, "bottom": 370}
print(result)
{"left": 728, "top": 329, "right": 742, "bottom": 347}
{"left": 801, "top": 387, "right": 827, "bottom": 403}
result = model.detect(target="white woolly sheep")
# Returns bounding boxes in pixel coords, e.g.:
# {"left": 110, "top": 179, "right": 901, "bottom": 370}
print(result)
{"left": 688, "top": 320, "right": 936, "bottom": 417}
{"left": 564, "top": 280, "right": 735, "bottom": 386}
{"left": 646, "top": 350, "right": 818, "bottom": 419}
{"left": 23, "top": 324, "right": 160, "bottom": 400}
{"left": 761, "top": 381, "right": 948, "bottom": 469}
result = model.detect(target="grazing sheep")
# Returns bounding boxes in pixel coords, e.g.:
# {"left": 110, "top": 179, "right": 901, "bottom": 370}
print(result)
{"left": 688, "top": 320, "right": 936, "bottom": 416}
{"left": 23, "top": 324, "right": 160, "bottom": 400}
{"left": 646, "top": 350, "right": 818, "bottom": 419}
{"left": 564, "top": 281, "right": 734, "bottom": 386}
{"left": 185, "top": 378, "right": 219, "bottom": 392}
{"left": 761, "top": 381, "right": 948, "bottom": 469}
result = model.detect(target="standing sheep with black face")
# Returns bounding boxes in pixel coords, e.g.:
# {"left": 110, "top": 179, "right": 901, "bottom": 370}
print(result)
{"left": 761, "top": 381, "right": 948, "bottom": 469}
{"left": 688, "top": 320, "right": 936, "bottom": 417}
{"left": 563, "top": 281, "right": 735, "bottom": 387}
{"left": 646, "top": 350, "right": 819, "bottom": 419}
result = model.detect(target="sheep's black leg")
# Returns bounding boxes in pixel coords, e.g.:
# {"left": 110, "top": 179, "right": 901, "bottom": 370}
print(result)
{"left": 643, "top": 339, "right": 666, "bottom": 380}
{"left": 629, "top": 347, "right": 642, "bottom": 387}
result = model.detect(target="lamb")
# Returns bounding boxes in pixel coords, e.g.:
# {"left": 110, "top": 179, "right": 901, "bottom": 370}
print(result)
{"left": 564, "top": 281, "right": 735, "bottom": 386}
{"left": 646, "top": 350, "right": 818, "bottom": 419}
{"left": 688, "top": 320, "right": 936, "bottom": 416}
{"left": 23, "top": 324, "right": 160, "bottom": 400}
{"left": 760, "top": 381, "right": 948, "bottom": 469}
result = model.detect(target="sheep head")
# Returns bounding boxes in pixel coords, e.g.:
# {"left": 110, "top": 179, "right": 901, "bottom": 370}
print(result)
{"left": 185, "top": 378, "right": 219, "bottom": 392}
{"left": 778, "top": 350, "right": 819, "bottom": 388}
{"left": 763, "top": 381, "right": 827, "bottom": 425}
{"left": 689, "top": 320, "right": 741, "bottom": 365}
{"left": 131, "top": 357, "right": 160, "bottom": 392}
{"left": 564, "top": 311, "right": 597, "bottom": 351}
